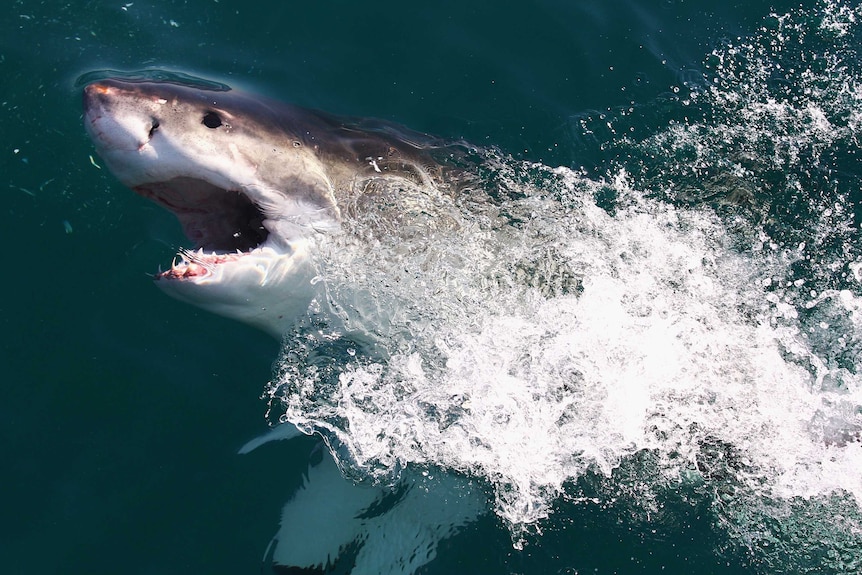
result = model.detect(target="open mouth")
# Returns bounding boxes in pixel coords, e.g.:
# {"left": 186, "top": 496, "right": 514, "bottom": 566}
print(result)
{"left": 134, "top": 176, "right": 270, "bottom": 279}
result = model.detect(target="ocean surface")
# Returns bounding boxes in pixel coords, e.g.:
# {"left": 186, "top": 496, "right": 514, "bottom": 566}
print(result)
{"left": 4, "top": 0, "right": 862, "bottom": 573}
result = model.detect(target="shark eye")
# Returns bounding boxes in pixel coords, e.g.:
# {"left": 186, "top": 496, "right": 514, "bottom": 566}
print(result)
{"left": 148, "top": 119, "right": 160, "bottom": 138}
{"left": 202, "top": 111, "right": 223, "bottom": 129}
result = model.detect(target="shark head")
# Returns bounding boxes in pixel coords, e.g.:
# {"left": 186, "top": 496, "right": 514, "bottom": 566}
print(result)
{"left": 84, "top": 76, "right": 457, "bottom": 336}
{"left": 82, "top": 77, "right": 364, "bottom": 335}
{"left": 84, "top": 78, "right": 338, "bottom": 335}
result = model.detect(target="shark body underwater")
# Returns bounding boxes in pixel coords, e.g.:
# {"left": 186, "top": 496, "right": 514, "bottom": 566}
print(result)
{"left": 83, "top": 76, "right": 484, "bottom": 574}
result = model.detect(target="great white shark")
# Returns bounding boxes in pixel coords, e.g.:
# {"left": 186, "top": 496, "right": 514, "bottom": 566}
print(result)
{"left": 83, "top": 75, "right": 484, "bottom": 574}
{"left": 83, "top": 76, "right": 460, "bottom": 337}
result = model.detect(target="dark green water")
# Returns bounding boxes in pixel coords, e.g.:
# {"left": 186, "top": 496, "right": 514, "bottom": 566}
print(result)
{"left": 4, "top": 1, "right": 862, "bottom": 573}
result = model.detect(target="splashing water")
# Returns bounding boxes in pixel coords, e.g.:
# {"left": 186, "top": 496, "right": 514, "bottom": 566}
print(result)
{"left": 265, "top": 0, "right": 862, "bottom": 567}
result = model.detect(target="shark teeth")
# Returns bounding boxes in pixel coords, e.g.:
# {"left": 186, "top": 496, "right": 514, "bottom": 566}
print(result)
{"left": 156, "top": 247, "right": 245, "bottom": 280}
{"left": 178, "top": 247, "right": 218, "bottom": 270}
{"left": 153, "top": 243, "right": 280, "bottom": 281}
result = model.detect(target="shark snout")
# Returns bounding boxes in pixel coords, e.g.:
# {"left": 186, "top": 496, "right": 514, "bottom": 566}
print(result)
{"left": 82, "top": 82, "right": 115, "bottom": 116}
{"left": 83, "top": 82, "right": 154, "bottom": 154}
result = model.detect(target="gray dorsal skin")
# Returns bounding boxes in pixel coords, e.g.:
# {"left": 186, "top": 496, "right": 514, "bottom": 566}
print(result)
{"left": 85, "top": 78, "right": 447, "bottom": 212}
{"left": 83, "top": 77, "right": 463, "bottom": 335}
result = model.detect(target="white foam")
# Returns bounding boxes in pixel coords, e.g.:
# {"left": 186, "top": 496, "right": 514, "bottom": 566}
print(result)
{"left": 267, "top": 161, "right": 861, "bottom": 532}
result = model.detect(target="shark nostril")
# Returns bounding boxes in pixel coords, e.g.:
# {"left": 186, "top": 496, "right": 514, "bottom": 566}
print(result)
{"left": 149, "top": 118, "right": 160, "bottom": 138}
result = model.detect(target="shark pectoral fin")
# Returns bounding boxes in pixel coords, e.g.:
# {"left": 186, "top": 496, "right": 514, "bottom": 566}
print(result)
{"left": 238, "top": 422, "right": 307, "bottom": 454}
{"left": 272, "top": 451, "right": 389, "bottom": 572}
